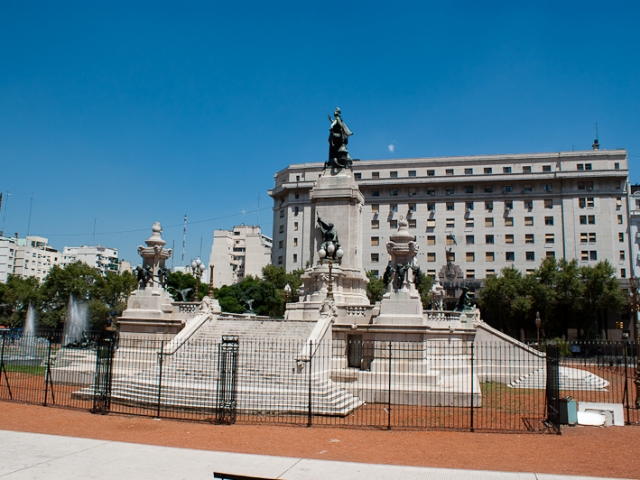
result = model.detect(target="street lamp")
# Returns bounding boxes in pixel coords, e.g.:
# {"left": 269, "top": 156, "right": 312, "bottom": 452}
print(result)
{"left": 284, "top": 283, "right": 292, "bottom": 303}
{"left": 629, "top": 276, "right": 640, "bottom": 408}
{"left": 535, "top": 311, "right": 541, "bottom": 351}
{"left": 318, "top": 242, "right": 344, "bottom": 300}
{"left": 190, "top": 258, "right": 206, "bottom": 301}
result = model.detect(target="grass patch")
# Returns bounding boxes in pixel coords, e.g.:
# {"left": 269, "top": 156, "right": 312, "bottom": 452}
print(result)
{"left": 3, "top": 364, "right": 46, "bottom": 375}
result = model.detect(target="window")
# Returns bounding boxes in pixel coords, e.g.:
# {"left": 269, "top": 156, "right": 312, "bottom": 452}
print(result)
{"left": 466, "top": 252, "right": 475, "bottom": 262}
{"left": 371, "top": 237, "right": 379, "bottom": 246}
{"left": 587, "top": 197, "right": 594, "bottom": 207}
{"left": 293, "top": 238, "right": 298, "bottom": 246}
{"left": 485, "top": 234, "right": 495, "bottom": 244}
{"left": 587, "top": 181, "right": 593, "bottom": 191}
{"left": 427, "top": 202, "right": 435, "bottom": 211}
{"left": 543, "top": 184, "right": 552, "bottom": 192}
{"left": 577, "top": 164, "right": 584, "bottom": 171}
{"left": 523, "top": 184, "right": 533, "bottom": 193}
{"left": 526, "top": 252, "right": 535, "bottom": 261}
{"left": 486, "top": 252, "right": 495, "bottom": 262}
{"left": 466, "top": 235, "right": 475, "bottom": 245}
{"left": 578, "top": 181, "right": 585, "bottom": 190}
{"left": 446, "top": 202, "right": 455, "bottom": 211}
{"left": 585, "top": 163, "right": 592, "bottom": 171}
{"left": 579, "top": 197, "right": 594, "bottom": 208}
{"left": 446, "top": 187, "right": 454, "bottom": 195}
{"left": 503, "top": 185, "right": 513, "bottom": 193}
{"left": 543, "top": 165, "right": 552, "bottom": 172}
{"left": 408, "top": 219, "right": 417, "bottom": 228}
{"left": 427, "top": 219, "right": 436, "bottom": 228}
{"left": 503, "top": 166, "right": 512, "bottom": 173}
{"left": 619, "top": 232, "right": 624, "bottom": 242}
{"left": 506, "top": 252, "right": 515, "bottom": 261}
{"left": 544, "top": 199, "right": 553, "bottom": 209}
{"left": 618, "top": 215, "right": 623, "bottom": 225}
{"left": 278, "top": 256, "right": 283, "bottom": 265}
{"left": 427, "top": 236, "right": 436, "bottom": 245}
{"left": 620, "top": 250, "right": 626, "bottom": 261}
{"left": 427, "top": 252, "right": 436, "bottom": 262}
{"left": 354, "top": 172, "right": 361, "bottom": 179}
{"left": 293, "top": 254, "right": 298, "bottom": 263}
{"left": 370, "top": 270, "right": 379, "bottom": 277}
{"left": 427, "top": 169, "right": 435, "bottom": 176}
{"left": 485, "top": 201, "right": 493, "bottom": 211}
{"left": 427, "top": 270, "right": 436, "bottom": 277}
{"left": 371, "top": 204, "right": 379, "bottom": 213}
{"left": 546, "top": 251, "right": 556, "bottom": 258}
{"left": 524, "top": 200, "right": 533, "bottom": 210}
{"left": 465, "top": 168, "right": 473, "bottom": 175}
{"left": 505, "top": 217, "right": 514, "bottom": 227}
{"left": 294, "top": 222, "right": 299, "bottom": 231}
{"left": 485, "top": 217, "right": 494, "bottom": 227}
{"left": 408, "top": 187, "right": 417, "bottom": 196}
{"left": 446, "top": 218, "right": 455, "bottom": 228}
{"left": 408, "top": 203, "right": 416, "bottom": 212}
{"left": 294, "top": 192, "right": 300, "bottom": 199}
{"left": 390, "top": 204, "right": 398, "bottom": 212}
{"left": 543, "top": 217, "right": 553, "bottom": 226}
{"left": 427, "top": 188, "right": 436, "bottom": 196}
{"left": 446, "top": 235, "right": 456, "bottom": 246}
{"left": 580, "top": 233, "right": 596, "bottom": 244}
{"left": 486, "top": 269, "right": 496, "bottom": 276}
{"left": 446, "top": 169, "right": 454, "bottom": 176}
{"left": 465, "top": 219, "right": 474, "bottom": 228}
{"left": 371, "top": 220, "right": 379, "bottom": 229}
{"left": 446, "top": 251, "right": 455, "bottom": 262}
{"left": 505, "top": 234, "right": 514, "bottom": 244}
{"left": 466, "top": 270, "right": 476, "bottom": 279}
{"left": 617, "top": 197, "right": 622, "bottom": 209}
{"left": 525, "top": 234, "right": 534, "bottom": 244}
{"left": 545, "top": 233, "right": 555, "bottom": 244}
{"left": 390, "top": 189, "right": 399, "bottom": 196}
{"left": 523, "top": 166, "right": 532, "bottom": 173}
{"left": 591, "top": 251, "right": 598, "bottom": 261}
{"left": 464, "top": 185, "right": 474, "bottom": 193}
{"left": 390, "top": 220, "right": 398, "bottom": 229}
{"left": 465, "top": 202, "right": 474, "bottom": 212}
{"left": 408, "top": 170, "right": 416, "bottom": 177}
{"left": 484, "top": 167, "right": 493, "bottom": 174}
{"left": 390, "top": 171, "right": 398, "bottom": 178}
{"left": 621, "top": 268, "right": 627, "bottom": 278}
{"left": 524, "top": 217, "right": 534, "bottom": 226}
{"left": 294, "top": 206, "right": 299, "bottom": 215}
{"left": 372, "top": 172, "right": 380, "bottom": 178}
{"left": 371, "top": 253, "right": 379, "bottom": 262}
{"left": 505, "top": 201, "right": 513, "bottom": 210}
{"left": 279, "top": 225, "right": 284, "bottom": 233}
{"left": 372, "top": 190, "right": 380, "bottom": 197}
{"left": 279, "top": 209, "right": 285, "bottom": 218}
{"left": 484, "top": 186, "right": 494, "bottom": 193}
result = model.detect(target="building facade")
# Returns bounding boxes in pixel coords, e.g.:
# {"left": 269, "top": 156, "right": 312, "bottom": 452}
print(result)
{"left": 269, "top": 148, "right": 630, "bottom": 292}
{"left": 0, "top": 235, "right": 17, "bottom": 283}
{"left": 61, "top": 245, "right": 121, "bottom": 275}
{"left": 208, "top": 225, "right": 272, "bottom": 288}
{"left": 11, "top": 236, "right": 61, "bottom": 283}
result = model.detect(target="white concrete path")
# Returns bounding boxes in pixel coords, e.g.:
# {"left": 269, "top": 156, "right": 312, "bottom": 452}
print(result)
{"left": 0, "top": 430, "right": 629, "bottom": 480}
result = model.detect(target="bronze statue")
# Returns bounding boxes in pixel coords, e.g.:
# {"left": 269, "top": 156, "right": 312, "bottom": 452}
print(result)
{"left": 157, "top": 265, "right": 171, "bottom": 289}
{"left": 326, "top": 107, "right": 353, "bottom": 171}
{"left": 317, "top": 216, "right": 341, "bottom": 258}
{"left": 134, "top": 265, "right": 153, "bottom": 289}
{"left": 454, "top": 286, "right": 473, "bottom": 312}
{"left": 383, "top": 264, "right": 394, "bottom": 286}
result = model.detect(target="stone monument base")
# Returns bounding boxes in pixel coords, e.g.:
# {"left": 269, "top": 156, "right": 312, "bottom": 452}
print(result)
{"left": 118, "top": 288, "right": 192, "bottom": 336}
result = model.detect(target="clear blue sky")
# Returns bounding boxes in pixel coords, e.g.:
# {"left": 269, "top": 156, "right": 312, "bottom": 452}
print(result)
{"left": 1, "top": 1, "right": 639, "bottom": 266}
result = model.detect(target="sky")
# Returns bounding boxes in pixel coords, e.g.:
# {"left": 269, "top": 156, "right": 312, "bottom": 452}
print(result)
{"left": 1, "top": 1, "right": 639, "bottom": 267}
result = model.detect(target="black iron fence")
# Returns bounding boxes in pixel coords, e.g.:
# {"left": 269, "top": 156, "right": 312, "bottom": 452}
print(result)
{"left": 1, "top": 330, "right": 637, "bottom": 433}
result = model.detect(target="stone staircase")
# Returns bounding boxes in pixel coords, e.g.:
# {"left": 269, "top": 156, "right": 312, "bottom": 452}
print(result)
{"left": 509, "top": 366, "right": 610, "bottom": 391}
{"left": 102, "top": 315, "right": 364, "bottom": 416}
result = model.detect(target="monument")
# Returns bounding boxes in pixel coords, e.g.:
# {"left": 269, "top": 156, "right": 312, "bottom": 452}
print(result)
{"left": 118, "top": 222, "right": 219, "bottom": 337}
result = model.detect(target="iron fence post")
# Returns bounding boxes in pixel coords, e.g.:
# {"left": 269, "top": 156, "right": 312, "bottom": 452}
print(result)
{"left": 43, "top": 336, "right": 54, "bottom": 406}
{"left": 156, "top": 340, "right": 165, "bottom": 418}
{"left": 624, "top": 343, "right": 630, "bottom": 425}
{"left": 387, "top": 342, "right": 392, "bottom": 430}
{"left": 0, "top": 331, "right": 11, "bottom": 399}
{"left": 545, "top": 344, "right": 561, "bottom": 434}
{"left": 307, "top": 340, "right": 313, "bottom": 427}
{"left": 470, "top": 342, "right": 474, "bottom": 432}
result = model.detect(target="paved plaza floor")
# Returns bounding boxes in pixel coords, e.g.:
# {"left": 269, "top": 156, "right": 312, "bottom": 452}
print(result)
{"left": 0, "top": 430, "right": 632, "bottom": 480}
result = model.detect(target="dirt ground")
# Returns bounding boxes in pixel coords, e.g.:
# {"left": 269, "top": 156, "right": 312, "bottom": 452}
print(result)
{"left": 1, "top": 401, "right": 638, "bottom": 479}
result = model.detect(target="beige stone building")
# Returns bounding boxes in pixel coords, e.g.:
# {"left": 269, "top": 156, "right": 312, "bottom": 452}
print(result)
{"left": 208, "top": 225, "right": 272, "bottom": 288}
{"left": 11, "top": 236, "right": 60, "bottom": 283}
{"left": 269, "top": 147, "right": 630, "bottom": 295}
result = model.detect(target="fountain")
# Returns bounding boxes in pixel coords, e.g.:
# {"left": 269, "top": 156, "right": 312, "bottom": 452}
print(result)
{"left": 63, "top": 295, "right": 89, "bottom": 346}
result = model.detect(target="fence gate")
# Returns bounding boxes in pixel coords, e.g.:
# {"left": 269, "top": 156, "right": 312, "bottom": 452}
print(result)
{"left": 92, "top": 333, "right": 115, "bottom": 414}
{"left": 215, "top": 335, "right": 239, "bottom": 425}
{"left": 545, "top": 344, "right": 560, "bottom": 432}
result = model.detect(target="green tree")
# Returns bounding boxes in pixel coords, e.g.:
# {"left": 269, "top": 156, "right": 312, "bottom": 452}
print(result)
{"left": 415, "top": 272, "right": 434, "bottom": 309}
{"left": 478, "top": 266, "right": 532, "bottom": 335}
{"left": 167, "top": 271, "right": 208, "bottom": 302}
{"left": 580, "top": 260, "right": 626, "bottom": 338}
{"left": 0, "top": 275, "right": 40, "bottom": 327}
{"left": 366, "top": 270, "right": 386, "bottom": 304}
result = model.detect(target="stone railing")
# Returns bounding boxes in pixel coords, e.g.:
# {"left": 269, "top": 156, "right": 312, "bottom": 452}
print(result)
{"left": 424, "top": 309, "right": 481, "bottom": 323}
{"left": 172, "top": 302, "right": 199, "bottom": 314}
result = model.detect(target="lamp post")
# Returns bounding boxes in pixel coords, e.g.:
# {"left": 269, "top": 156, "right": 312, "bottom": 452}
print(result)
{"left": 629, "top": 276, "right": 640, "bottom": 408}
{"left": 318, "top": 242, "right": 344, "bottom": 301}
{"left": 284, "top": 283, "right": 291, "bottom": 303}
{"left": 535, "top": 311, "right": 541, "bottom": 351}
{"left": 190, "top": 258, "right": 206, "bottom": 301}
{"left": 208, "top": 265, "right": 215, "bottom": 297}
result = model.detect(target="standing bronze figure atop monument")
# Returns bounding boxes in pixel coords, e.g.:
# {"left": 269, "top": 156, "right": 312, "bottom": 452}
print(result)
{"left": 326, "top": 107, "right": 353, "bottom": 171}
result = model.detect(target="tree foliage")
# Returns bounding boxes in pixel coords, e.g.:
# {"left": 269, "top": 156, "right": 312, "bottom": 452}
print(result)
{"left": 478, "top": 258, "right": 626, "bottom": 339}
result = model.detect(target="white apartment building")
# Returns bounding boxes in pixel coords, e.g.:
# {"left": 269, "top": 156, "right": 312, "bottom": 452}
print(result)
{"left": 628, "top": 185, "right": 640, "bottom": 279}
{"left": 208, "top": 225, "right": 273, "bottom": 288}
{"left": 269, "top": 148, "right": 630, "bottom": 293}
{"left": 0, "top": 235, "right": 17, "bottom": 283}
{"left": 61, "top": 245, "right": 121, "bottom": 275}
{"left": 11, "top": 236, "right": 60, "bottom": 283}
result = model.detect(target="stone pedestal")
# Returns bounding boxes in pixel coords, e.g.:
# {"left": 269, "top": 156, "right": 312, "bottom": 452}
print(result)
{"left": 119, "top": 288, "right": 187, "bottom": 335}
